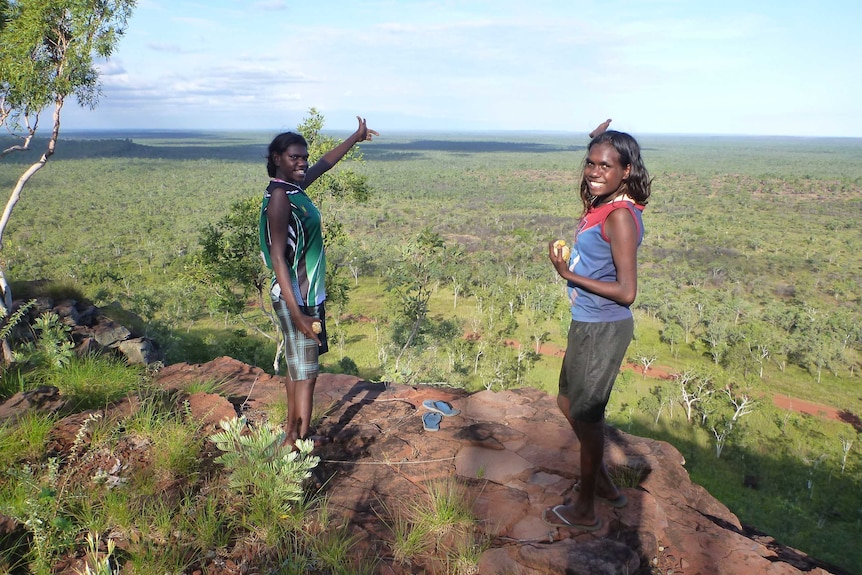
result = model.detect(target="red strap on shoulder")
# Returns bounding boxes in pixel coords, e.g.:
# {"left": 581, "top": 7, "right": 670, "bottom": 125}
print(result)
{"left": 599, "top": 202, "right": 642, "bottom": 243}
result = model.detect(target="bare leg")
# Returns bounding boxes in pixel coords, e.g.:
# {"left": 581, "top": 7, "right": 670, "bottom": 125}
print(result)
{"left": 284, "top": 377, "right": 300, "bottom": 447}
{"left": 564, "top": 418, "right": 604, "bottom": 523}
{"left": 294, "top": 378, "right": 316, "bottom": 440}
{"left": 556, "top": 395, "right": 620, "bottom": 504}
{"left": 284, "top": 377, "right": 316, "bottom": 445}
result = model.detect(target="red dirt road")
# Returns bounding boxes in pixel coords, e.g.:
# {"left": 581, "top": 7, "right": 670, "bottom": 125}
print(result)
{"left": 522, "top": 339, "right": 848, "bottom": 425}
{"left": 771, "top": 393, "right": 841, "bottom": 421}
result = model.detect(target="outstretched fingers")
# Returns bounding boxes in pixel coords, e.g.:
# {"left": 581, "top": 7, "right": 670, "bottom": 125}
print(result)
{"left": 356, "top": 116, "right": 379, "bottom": 141}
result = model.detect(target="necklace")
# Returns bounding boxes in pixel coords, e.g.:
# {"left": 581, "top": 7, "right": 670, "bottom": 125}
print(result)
{"left": 270, "top": 178, "right": 304, "bottom": 193}
{"left": 592, "top": 192, "right": 634, "bottom": 207}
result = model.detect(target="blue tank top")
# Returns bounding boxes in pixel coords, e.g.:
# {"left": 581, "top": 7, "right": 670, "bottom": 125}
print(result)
{"left": 567, "top": 199, "right": 644, "bottom": 322}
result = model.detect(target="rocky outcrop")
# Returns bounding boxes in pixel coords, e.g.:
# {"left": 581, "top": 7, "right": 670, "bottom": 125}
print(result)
{"left": 0, "top": 386, "right": 67, "bottom": 423}
{"left": 0, "top": 354, "right": 846, "bottom": 574}
{"left": 10, "top": 296, "right": 161, "bottom": 366}
{"left": 2, "top": 287, "right": 850, "bottom": 575}
{"left": 155, "top": 357, "right": 845, "bottom": 575}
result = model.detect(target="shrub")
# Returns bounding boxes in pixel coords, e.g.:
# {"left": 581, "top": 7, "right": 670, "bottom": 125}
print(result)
{"left": 209, "top": 416, "right": 320, "bottom": 516}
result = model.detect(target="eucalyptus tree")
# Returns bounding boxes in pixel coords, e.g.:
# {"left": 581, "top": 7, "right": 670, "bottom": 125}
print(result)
{"left": 637, "top": 383, "right": 676, "bottom": 425}
{"left": 659, "top": 292, "right": 701, "bottom": 345}
{"left": 384, "top": 228, "right": 456, "bottom": 372}
{"left": 675, "top": 369, "right": 714, "bottom": 424}
{"left": 633, "top": 348, "right": 658, "bottom": 380}
{"left": 0, "top": 0, "right": 135, "bottom": 359}
{"left": 659, "top": 322, "right": 685, "bottom": 358}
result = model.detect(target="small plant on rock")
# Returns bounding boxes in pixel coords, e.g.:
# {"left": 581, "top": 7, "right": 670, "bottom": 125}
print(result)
{"left": 75, "top": 531, "right": 119, "bottom": 575}
{"left": 0, "top": 299, "right": 36, "bottom": 335}
{"left": 1, "top": 413, "right": 104, "bottom": 575}
{"left": 381, "top": 476, "right": 485, "bottom": 573}
{"left": 11, "top": 311, "right": 74, "bottom": 370}
{"left": 3, "top": 460, "right": 79, "bottom": 575}
{"left": 209, "top": 416, "right": 320, "bottom": 539}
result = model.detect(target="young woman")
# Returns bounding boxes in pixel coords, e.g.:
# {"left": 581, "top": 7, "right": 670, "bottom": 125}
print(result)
{"left": 544, "top": 129, "right": 652, "bottom": 530}
{"left": 259, "top": 116, "right": 377, "bottom": 447}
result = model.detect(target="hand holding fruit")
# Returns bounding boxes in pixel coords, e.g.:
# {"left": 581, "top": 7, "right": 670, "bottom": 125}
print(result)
{"left": 553, "top": 239, "right": 571, "bottom": 261}
{"left": 311, "top": 321, "right": 322, "bottom": 334}
{"left": 548, "top": 239, "right": 572, "bottom": 279}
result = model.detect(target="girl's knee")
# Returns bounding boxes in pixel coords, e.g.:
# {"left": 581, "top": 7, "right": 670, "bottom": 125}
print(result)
{"left": 556, "top": 394, "right": 569, "bottom": 413}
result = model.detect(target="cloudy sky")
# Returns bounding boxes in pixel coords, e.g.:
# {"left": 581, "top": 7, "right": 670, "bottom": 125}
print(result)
{"left": 62, "top": 0, "right": 861, "bottom": 137}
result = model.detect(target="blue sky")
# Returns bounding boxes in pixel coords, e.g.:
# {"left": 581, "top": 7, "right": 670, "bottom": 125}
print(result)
{"left": 62, "top": 0, "right": 862, "bottom": 137}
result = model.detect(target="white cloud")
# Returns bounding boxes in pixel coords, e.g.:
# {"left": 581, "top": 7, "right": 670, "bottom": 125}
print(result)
{"left": 59, "top": 0, "right": 862, "bottom": 136}
{"left": 146, "top": 42, "right": 185, "bottom": 53}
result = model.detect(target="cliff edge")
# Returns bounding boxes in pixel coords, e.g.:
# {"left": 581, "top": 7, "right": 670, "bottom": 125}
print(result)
{"left": 155, "top": 356, "right": 846, "bottom": 575}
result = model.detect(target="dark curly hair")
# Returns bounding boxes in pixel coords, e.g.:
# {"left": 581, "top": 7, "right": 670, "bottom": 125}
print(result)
{"left": 266, "top": 132, "right": 308, "bottom": 177}
{"left": 579, "top": 130, "right": 652, "bottom": 214}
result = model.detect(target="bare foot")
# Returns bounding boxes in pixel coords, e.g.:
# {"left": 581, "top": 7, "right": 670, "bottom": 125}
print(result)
{"left": 282, "top": 431, "right": 299, "bottom": 451}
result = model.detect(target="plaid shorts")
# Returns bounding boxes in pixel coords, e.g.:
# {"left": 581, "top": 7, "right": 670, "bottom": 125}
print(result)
{"left": 271, "top": 296, "right": 329, "bottom": 381}
{"left": 558, "top": 317, "right": 633, "bottom": 423}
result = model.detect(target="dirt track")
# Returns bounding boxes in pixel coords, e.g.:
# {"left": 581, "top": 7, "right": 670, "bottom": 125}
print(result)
{"left": 523, "top": 339, "right": 847, "bottom": 425}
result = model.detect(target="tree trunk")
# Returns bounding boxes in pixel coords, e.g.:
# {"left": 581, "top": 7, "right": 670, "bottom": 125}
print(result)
{"left": 395, "top": 315, "right": 423, "bottom": 371}
{"left": 0, "top": 97, "right": 64, "bottom": 364}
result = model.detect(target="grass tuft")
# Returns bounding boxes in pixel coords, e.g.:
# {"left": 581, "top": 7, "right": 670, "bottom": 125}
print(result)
{"left": 36, "top": 354, "right": 148, "bottom": 410}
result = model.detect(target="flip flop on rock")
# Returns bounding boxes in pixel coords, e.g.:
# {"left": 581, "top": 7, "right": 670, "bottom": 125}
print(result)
{"left": 422, "top": 411, "right": 443, "bottom": 432}
{"left": 422, "top": 399, "right": 460, "bottom": 417}
{"left": 542, "top": 505, "right": 602, "bottom": 531}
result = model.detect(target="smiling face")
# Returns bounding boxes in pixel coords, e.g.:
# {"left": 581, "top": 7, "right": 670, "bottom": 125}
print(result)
{"left": 273, "top": 143, "right": 309, "bottom": 183}
{"left": 583, "top": 142, "right": 631, "bottom": 201}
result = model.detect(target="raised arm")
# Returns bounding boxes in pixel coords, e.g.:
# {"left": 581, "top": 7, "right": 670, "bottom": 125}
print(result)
{"left": 303, "top": 116, "right": 378, "bottom": 186}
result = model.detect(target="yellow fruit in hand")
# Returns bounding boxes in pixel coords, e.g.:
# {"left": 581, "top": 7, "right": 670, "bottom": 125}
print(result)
{"left": 553, "top": 240, "right": 571, "bottom": 261}
{"left": 311, "top": 321, "right": 322, "bottom": 334}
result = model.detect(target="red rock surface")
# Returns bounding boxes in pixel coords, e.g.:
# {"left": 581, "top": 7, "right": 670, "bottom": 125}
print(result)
{"left": 151, "top": 357, "right": 843, "bottom": 575}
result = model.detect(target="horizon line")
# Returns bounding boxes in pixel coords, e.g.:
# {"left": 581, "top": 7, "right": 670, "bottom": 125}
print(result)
{"left": 54, "top": 128, "right": 862, "bottom": 141}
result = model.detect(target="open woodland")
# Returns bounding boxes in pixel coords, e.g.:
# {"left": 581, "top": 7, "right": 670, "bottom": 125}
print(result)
{"left": 1, "top": 129, "right": 861, "bottom": 573}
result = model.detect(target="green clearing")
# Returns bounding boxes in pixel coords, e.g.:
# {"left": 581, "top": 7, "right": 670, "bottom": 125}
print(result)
{"left": 1, "top": 130, "right": 861, "bottom": 573}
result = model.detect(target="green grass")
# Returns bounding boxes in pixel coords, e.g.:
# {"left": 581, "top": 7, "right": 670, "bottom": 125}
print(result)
{"left": 610, "top": 392, "right": 861, "bottom": 572}
{"left": 0, "top": 411, "right": 57, "bottom": 468}
{"left": 183, "top": 488, "right": 233, "bottom": 551}
{"left": 387, "top": 504, "right": 431, "bottom": 565}
{"left": 0, "top": 375, "right": 389, "bottom": 574}
{"left": 331, "top": 277, "right": 862, "bottom": 413}
{"left": 0, "top": 366, "right": 27, "bottom": 399}
{"left": 379, "top": 476, "right": 485, "bottom": 572}
{"left": 35, "top": 354, "right": 148, "bottom": 410}
{"left": 150, "top": 414, "right": 203, "bottom": 482}
{"left": 181, "top": 377, "right": 227, "bottom": 395}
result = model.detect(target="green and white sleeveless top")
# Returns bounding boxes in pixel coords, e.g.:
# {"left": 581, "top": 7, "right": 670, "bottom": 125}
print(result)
{"left": 259, "top": 179, "right": 326, "bottom": 306}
